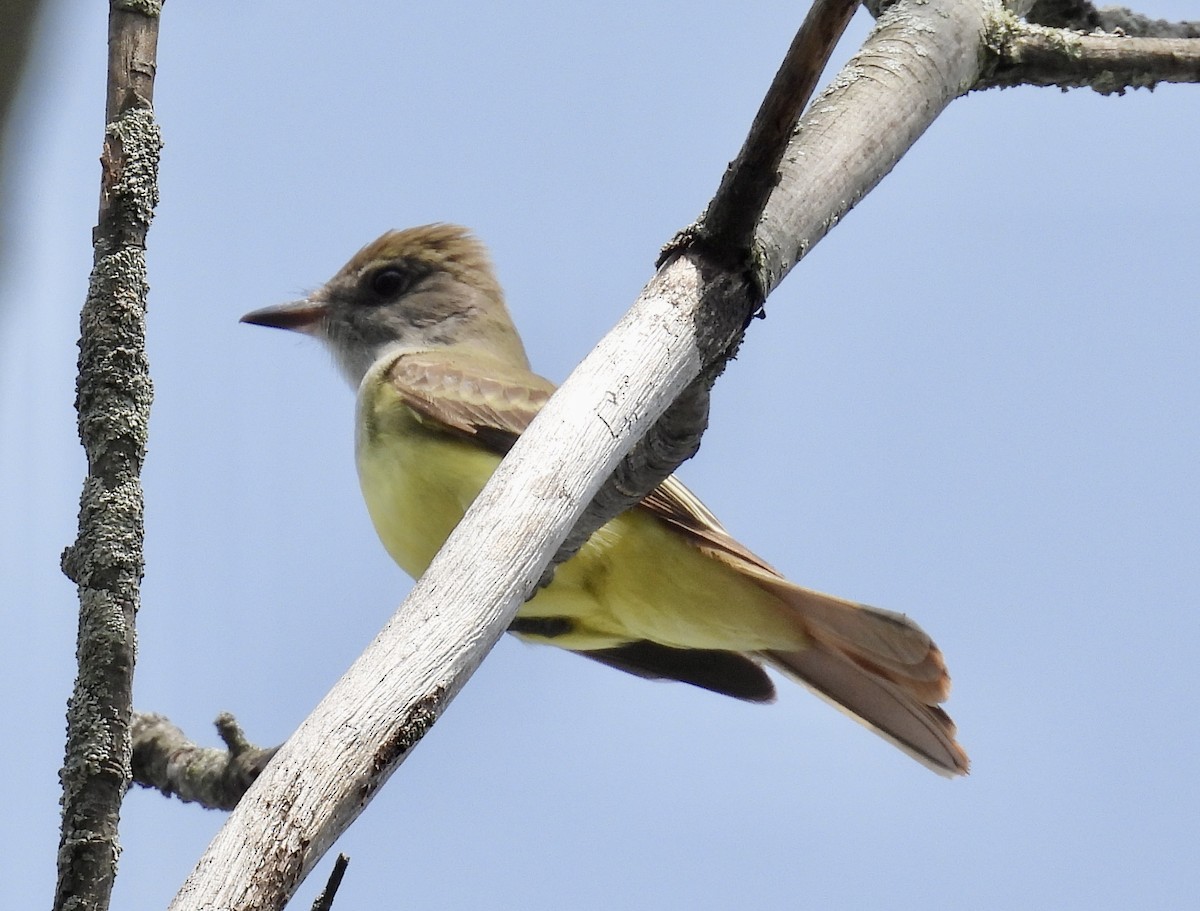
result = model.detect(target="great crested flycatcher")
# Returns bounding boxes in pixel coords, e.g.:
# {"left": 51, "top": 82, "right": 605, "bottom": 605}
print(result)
{"left": 242, "top": 224, "right": 968, "bottom": 776}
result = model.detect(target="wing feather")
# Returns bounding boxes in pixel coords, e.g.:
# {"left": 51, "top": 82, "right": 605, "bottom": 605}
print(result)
{"left": 384, "top": 349, "right": 552, "bottom": 450}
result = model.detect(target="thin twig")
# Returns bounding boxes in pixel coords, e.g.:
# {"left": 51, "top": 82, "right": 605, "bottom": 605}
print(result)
{"left": 309, "top": 856, "right": 350, "bottom": 911}
{"left": 551, "top": 0, "right": 863, "bottom": 580}
{"left": 679, "top": 0, "right": 862, "bottom": 276}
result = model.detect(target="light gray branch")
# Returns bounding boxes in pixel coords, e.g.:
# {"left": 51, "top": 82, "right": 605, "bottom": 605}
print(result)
{"left": 170, "top": 255, "right": 716, "bottom": 911}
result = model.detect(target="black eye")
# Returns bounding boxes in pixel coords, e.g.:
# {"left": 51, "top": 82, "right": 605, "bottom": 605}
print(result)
{"left": 367, "top": 267, "right": 409, "bottom": 299}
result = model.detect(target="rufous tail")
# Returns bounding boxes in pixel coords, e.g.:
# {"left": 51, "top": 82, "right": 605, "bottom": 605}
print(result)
{"left": 760, "top": 582, "right": 969, "bottom": 776}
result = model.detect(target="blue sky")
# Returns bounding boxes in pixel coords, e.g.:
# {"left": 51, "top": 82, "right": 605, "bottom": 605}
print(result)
{"left": 3, "top": 2, "right": 1197, "bottom": 908}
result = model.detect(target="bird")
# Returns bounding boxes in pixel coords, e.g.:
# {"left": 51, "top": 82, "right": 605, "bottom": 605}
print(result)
{"left": 241, "top": 223, "right": 969, "bottom": 776}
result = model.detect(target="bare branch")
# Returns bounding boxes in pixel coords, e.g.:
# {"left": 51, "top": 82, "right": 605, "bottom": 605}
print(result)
{"left": 170, "top": 257, "right": 722, "bottom": 910}
{"left": 309, "top": 856, "right": 350, "bottom": 911}
{"left": 1027, "top": 1, "right": 1200, "bottom": 38}
{"left": 0, "top": 0, "right": 43, "bottom": 273}
{"left": 980, "top": 16, "right": 1200, "bottom": 92}
{"left": 0, "top": 0, "right": 39, "bottom": 129}
{"left": 55, "top": 3, "right": 162, "bottom": 910}
{"left": 131, "top": 712, "right": 277, "bottom": 811}
{"left": 694, "top": 0, "right": 862, "bottom": 269}
{"left": 756, "top": 0, "right": 994, "bottom": 293}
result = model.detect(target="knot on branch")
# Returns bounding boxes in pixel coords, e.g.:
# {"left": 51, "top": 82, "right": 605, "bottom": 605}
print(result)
{"left": 99, "top": 107, "right": 163, "bottom": 247}
{"left": 62, "top": 478, "right": 145, "bottom": 588}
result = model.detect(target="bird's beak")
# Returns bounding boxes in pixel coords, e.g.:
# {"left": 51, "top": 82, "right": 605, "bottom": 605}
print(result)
{"left": 240, "top": 298, "right": 328, "bottom": 333}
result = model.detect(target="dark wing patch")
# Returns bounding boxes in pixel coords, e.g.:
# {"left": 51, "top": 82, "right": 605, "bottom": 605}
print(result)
{"left": 582, "top": 642, "right": 776, "bottom": 703}
{"left": 508, "top": 616, "right": 575, "bottom": 638}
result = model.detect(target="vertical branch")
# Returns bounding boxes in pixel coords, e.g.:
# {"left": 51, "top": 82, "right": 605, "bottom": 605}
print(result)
{"left": 55, "top": 3, "right": 163, "bottom": 910}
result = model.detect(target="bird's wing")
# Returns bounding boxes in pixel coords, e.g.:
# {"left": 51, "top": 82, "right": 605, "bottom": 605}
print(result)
{"left": 639, "top": 478, "right": 783, "bottom": 575}
{"left": 383, "top": 348, "right": 554, "bottom": 451}
{"left": 384, "top": 350, "right": 780, "bottom": 577}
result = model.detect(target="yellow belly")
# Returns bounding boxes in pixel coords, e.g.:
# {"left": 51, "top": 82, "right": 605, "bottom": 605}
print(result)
{"left": 355, "top": 394, "right": 804, "bottom": 653}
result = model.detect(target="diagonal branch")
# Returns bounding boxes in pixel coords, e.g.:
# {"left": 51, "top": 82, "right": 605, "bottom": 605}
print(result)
{"left": 756, "top": 0, "right": 995, "bottom": 292}
{"left": 695, "top": 0, "right": 863, "bottom": 268}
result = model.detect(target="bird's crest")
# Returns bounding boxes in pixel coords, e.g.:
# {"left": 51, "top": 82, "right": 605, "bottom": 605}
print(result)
{"left": 336, "top": 224, "right": 503, "bottom": 302}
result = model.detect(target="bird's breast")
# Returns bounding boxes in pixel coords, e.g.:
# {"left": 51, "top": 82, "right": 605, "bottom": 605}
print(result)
{"left": 355, "top": 383, "right": 500, "bottom": 578}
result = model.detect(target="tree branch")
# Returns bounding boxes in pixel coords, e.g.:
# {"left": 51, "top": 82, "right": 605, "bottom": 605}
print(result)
{"left": 0, "top": 0, "right": 39, "bottom": 133}
{"left": 980, "top": 15, "right": 1200, "bottom": 92}
{"left": 694, "top": 0, "right": 863, "bottom": 267}
{"left": 309, "top": 856, "right": 350, "bottom": 911}
{"left": 54, "top": 3, "right": 162, "bottom": 910}
{"left": 131, "top": 712, "right": 277, "bottom": 812}
{"left": 1027, "top": 1, "right": 1200, "bottom": 38}
{"left": 0, "top": 0, "right": 43, "bottom": 275}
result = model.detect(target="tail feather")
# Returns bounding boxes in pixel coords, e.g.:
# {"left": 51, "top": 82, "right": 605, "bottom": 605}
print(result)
{"left": 751, "top": 578, "right": 968, "bottom": 776}
{"left": 782, "top": 587, "right": 951, "bottom": 704}
{"left": 765, "top": 646, "right": 969, "bottom": 776}
{"left": 743, "top": 568, "right": 954, "bottom": 699}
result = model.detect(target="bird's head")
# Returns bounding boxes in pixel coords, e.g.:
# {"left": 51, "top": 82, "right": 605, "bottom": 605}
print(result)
{"left": 242, "top": 224, "right": 529, "bottom": 386}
